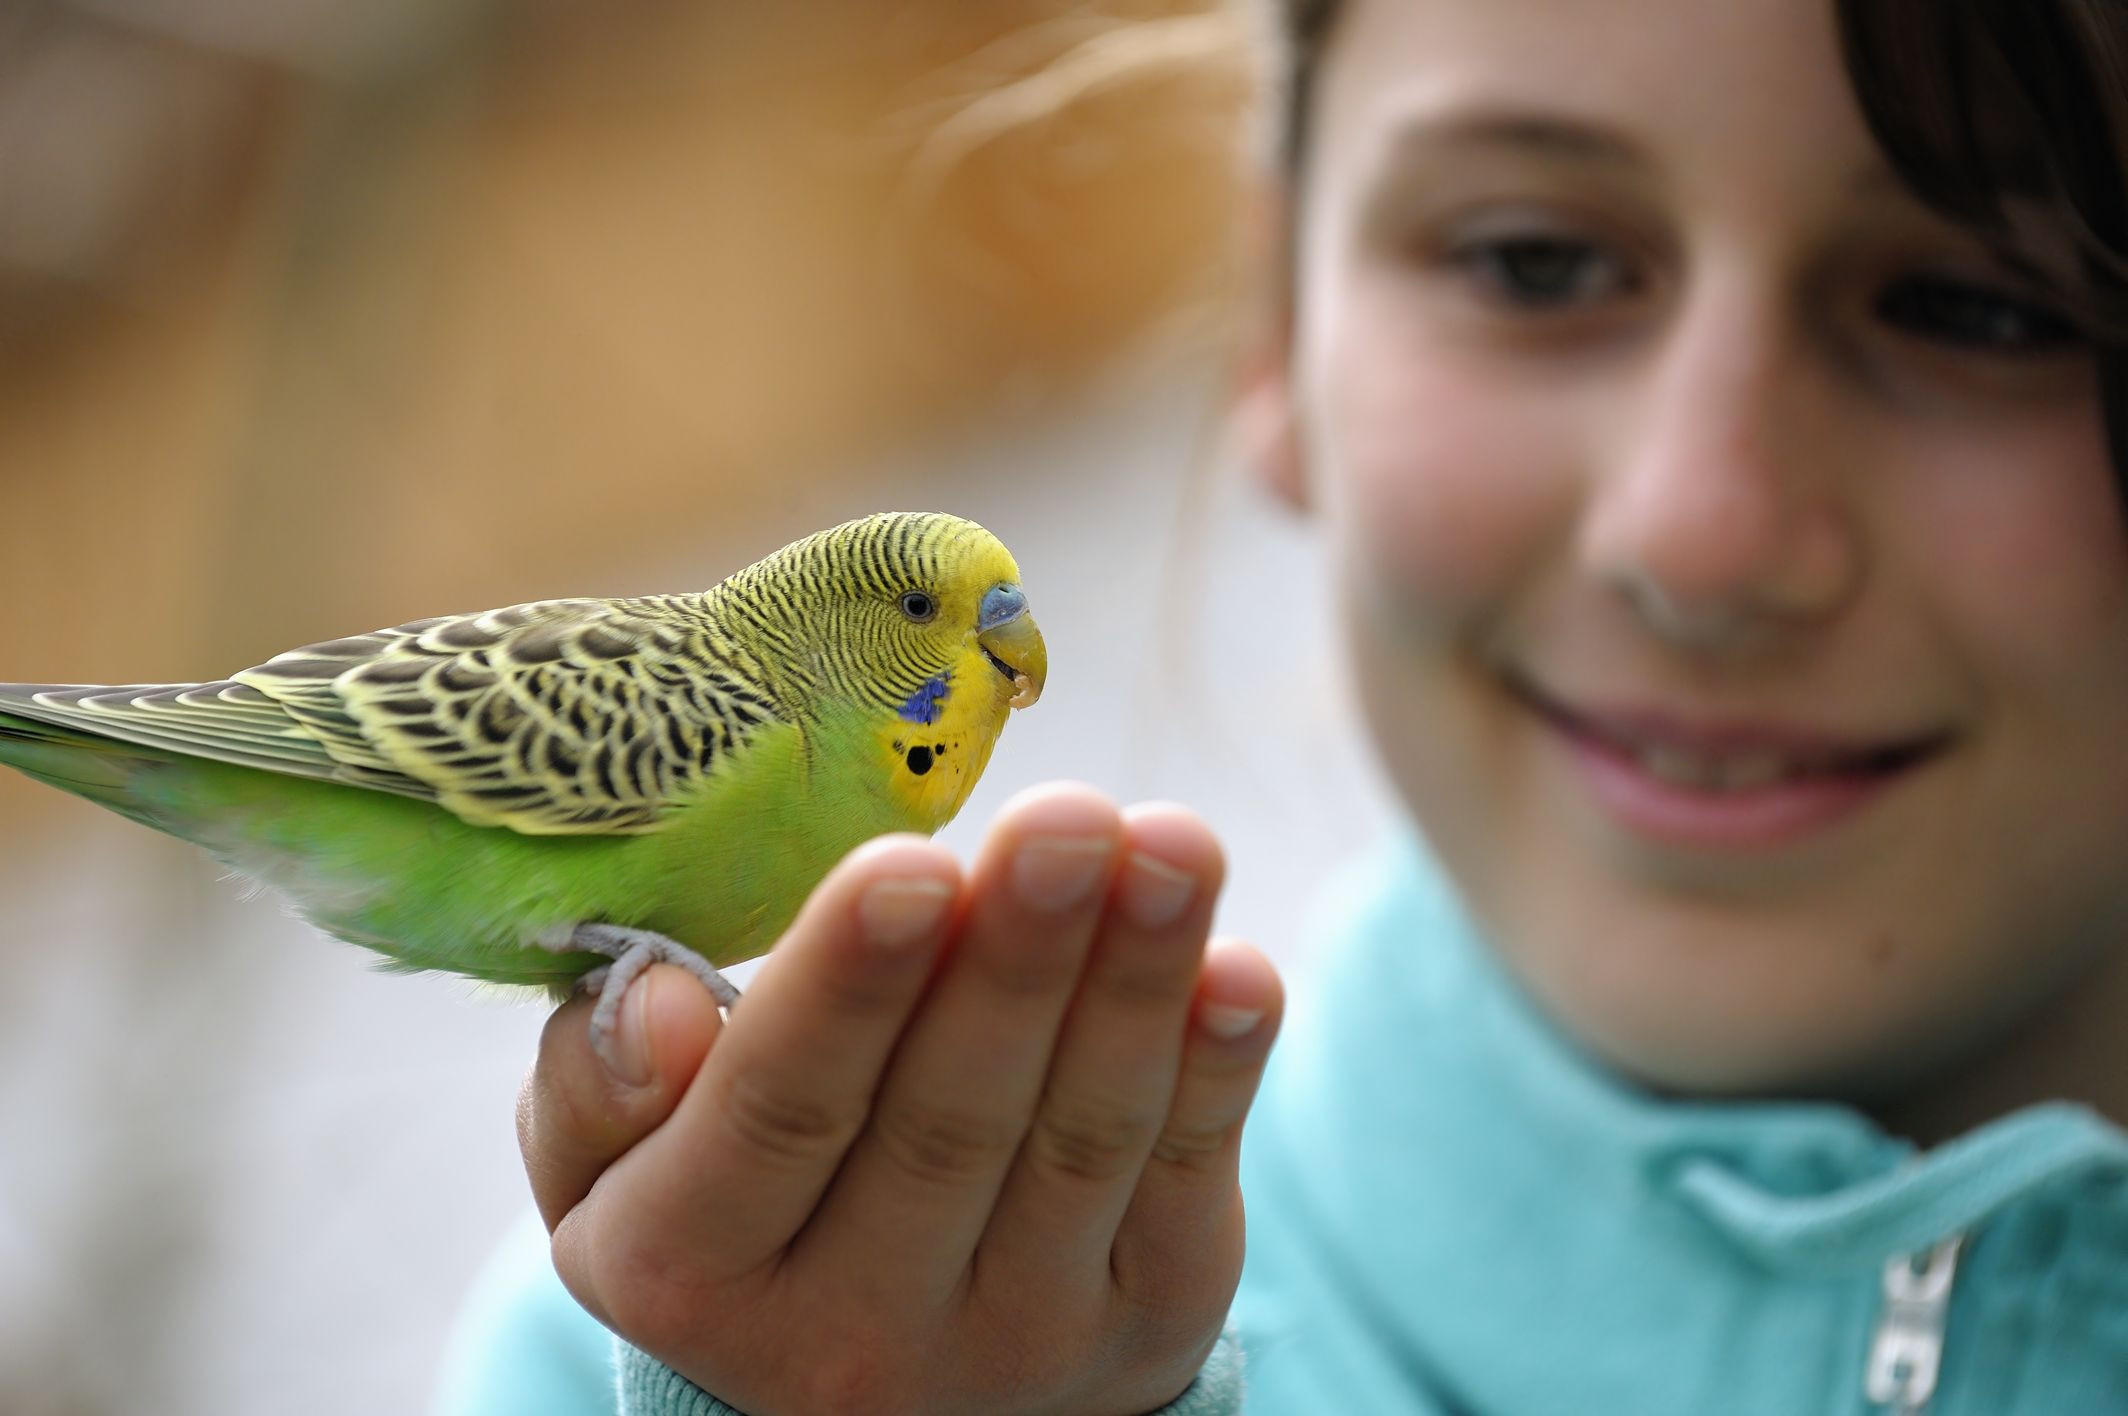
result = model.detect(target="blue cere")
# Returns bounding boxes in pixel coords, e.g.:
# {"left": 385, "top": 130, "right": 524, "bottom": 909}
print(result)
{"left": 977, "top": 582, "right": 1027, "bottom": 631}
{"left": 898, "top": 673, "right": 951, "bottom": 725}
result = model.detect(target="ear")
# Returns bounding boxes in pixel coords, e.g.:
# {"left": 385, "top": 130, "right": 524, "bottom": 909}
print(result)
{"left": 1228, "top": 186, "right": 1309, "bottom": 512}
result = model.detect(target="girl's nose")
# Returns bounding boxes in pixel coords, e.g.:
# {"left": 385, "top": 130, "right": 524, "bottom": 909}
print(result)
{"left": 1578, "top": 280, "right": 1863, "bottom": 651}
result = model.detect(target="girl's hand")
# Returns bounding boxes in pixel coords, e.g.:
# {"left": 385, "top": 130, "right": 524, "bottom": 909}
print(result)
{"left": 518, "top": 783, "right": 1283, "bottom": 1416}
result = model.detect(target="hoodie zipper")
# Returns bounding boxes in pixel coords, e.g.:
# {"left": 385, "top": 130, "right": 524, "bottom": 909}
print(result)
{"left": 1863, "top": 1234, "right": 1964, "bottom": 1415}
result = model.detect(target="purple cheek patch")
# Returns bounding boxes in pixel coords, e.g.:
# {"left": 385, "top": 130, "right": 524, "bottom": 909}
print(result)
{"left": 898, "top": 674, "right": 950, "bottom": 725}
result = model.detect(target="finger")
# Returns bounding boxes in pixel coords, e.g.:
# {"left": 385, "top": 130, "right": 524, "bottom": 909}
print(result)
{"left": 800, "top": 783, "right": 1124, "bottom": 1296}
{"left": 1110, "top": 939, "right": 1282, "bottom": 1303}
{"left": 979, "top": 803, "right": 1222, "bottom": 1285}
{"left": 520, "top": 963, "right": 725, "bottom": 1233}
{"left": 566, "top": 834, "right": 962, "bottom": 1278}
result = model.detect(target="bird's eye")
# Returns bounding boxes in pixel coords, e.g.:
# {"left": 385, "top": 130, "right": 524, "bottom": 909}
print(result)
{"left": 898, "top": 590, "right": 938, "bottom": 623}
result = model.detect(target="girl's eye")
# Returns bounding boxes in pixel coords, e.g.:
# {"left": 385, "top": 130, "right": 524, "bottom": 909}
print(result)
{"left": 1447, "top": 233, "right": 1632, "bottom": 308}
{"left": 1874, "top": 274, "right": 2084, "bottom": 354}
{"left": 898, "top": 590, "right": 938, "bottom": 622}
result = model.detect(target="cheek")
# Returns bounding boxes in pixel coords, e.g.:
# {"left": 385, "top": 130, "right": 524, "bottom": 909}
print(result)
{"left": 1900, "top": 416, "right": 2128, "bottom": 696}
{"left": 1300, "top": 289, "right": 1571, "bottom": 632}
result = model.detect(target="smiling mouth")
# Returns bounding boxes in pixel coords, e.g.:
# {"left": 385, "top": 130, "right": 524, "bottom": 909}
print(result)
{"left": 1505, "top": 672, "right": 1952, "bottom": 793}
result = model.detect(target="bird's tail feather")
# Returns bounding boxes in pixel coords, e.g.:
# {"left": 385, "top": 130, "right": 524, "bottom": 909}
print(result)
{"left": 0, "top": 710, "right": 166, "bottom": 828}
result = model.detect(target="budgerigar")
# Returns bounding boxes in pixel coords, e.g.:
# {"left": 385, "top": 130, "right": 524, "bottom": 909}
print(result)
{"left": 0, "top": 511, "right": 1045, "bottom": 1057}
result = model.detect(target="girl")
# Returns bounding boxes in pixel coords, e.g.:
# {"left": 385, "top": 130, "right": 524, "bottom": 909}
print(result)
{"left": 449, "top": 1, "right": 2128, "bottom": 1411}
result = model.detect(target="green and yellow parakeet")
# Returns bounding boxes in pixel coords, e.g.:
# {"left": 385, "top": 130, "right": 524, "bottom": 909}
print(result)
{"left": 0, "top": 511, "right": 1044, "bottom": 1053}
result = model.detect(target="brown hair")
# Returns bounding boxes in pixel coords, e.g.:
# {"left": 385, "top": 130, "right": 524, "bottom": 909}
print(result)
{"left": 1836, "top": 2, "right": 2128, "bottom": 477}
{"left": 1269, "top": 0, "right": 2128, "bottom": 483}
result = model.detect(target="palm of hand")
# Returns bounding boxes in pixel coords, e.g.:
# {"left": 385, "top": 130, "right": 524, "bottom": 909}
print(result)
{"left": 519, "top": 784, "right": 1282, "bottom": 1416}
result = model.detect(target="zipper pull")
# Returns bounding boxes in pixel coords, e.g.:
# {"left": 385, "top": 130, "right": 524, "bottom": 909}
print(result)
{"left": 1864, "top": 1234, "right": 1964, "bottom": 1416}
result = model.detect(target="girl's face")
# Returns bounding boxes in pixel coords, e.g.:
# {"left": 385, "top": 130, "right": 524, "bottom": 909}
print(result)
{"left": 1264, "top": 0, "right": 2128, "bottom": 1098}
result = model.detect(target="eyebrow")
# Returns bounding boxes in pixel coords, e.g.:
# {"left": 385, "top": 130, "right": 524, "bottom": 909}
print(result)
{"left": 1378, "top": 105, "right": 1654, "bottom": 173}
{"left": 1368, "top": 101, "right": 1902, "bottom": 204}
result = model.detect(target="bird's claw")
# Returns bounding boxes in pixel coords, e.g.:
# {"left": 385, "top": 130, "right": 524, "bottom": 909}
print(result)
{"left": 565, "top": 924, "right": 741, "bottom": 1074}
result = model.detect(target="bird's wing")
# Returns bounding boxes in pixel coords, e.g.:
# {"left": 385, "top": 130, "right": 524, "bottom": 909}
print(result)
{"left": 0, "top": 678, "right": 383, "bottom": 784}
{"left": 0, "top": 596, "right": 784, "bottom": 836}
{"left": 234, "top": 596, "right": 783, "bottom": 834}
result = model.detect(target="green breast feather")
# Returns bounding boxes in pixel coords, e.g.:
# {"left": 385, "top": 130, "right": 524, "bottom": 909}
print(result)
{"left": 0, "top": 511, "right": 1046, "bottom": 994}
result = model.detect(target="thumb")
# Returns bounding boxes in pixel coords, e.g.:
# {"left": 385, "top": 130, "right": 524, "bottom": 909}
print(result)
{"left": 519, "top": 963, "right": 724, "bottom": 1233}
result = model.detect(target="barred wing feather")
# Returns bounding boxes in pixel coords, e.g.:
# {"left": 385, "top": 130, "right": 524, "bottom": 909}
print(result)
{"left": 2, "top": 596, "right": 780, "bottom": 836}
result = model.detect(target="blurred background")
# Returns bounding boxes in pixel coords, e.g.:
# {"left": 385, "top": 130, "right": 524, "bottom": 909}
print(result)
{"left": 0, "top": 3, "right": 1392, "bottom": 1411}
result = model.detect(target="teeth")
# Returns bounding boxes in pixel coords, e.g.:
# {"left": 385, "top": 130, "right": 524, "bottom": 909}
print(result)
{"left": 1628, "top": 743, "right": 1807, "bottom": 792}
{"left": 1714, "top": 752, "right": 1793, "bottom": 790}
{"left": 1637, "top": 745, "right": 1713, "bottom": 788}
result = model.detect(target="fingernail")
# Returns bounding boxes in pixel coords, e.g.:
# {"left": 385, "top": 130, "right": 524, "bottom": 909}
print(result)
{"left": 1013, "top": 835, "right": 1113, "bottom": 912}
{"left": 1118, "top": 851, "right": 1196, "bottom": 928}
{"left": 1198, "top": 1002, "right": 1264, "bottom": 1040}
{"left": 611, "top": 979, "right": 655, "bottom": 1087}
{"left": 860, "top": 877, "right": 955, "bottom": 947}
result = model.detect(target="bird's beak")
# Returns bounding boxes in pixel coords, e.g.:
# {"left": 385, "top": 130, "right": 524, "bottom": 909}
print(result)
{"left": 976, "top": 583, "right": 1046, "bottom": 710}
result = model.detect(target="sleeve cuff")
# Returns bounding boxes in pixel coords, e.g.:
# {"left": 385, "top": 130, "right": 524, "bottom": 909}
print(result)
{"left": 613, "top": 1327, "right": 1243, "bottom": 1416}
{"left": 613, "top": 1340, "right": 744, "bottom": 1416}
{"left": 1155, "top": 1328, "right": 1245, "bottom": 1414}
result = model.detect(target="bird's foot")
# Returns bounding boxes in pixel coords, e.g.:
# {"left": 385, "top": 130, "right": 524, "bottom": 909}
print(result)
{"left": 566, "top": 924, "right": 741, "bottom": 1074}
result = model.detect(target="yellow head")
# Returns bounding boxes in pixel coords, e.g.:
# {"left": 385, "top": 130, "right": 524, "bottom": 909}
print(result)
{"left": 720, "top": 510, "right": 1047, "bottom": 829}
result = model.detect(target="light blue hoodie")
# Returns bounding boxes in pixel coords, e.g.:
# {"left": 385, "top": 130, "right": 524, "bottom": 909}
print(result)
{"left": 437, "top": 838, "right": 2128, "bottom": 1413}
{"left": 1233, "top": 839, "right": 2128, "bottom": 1413}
